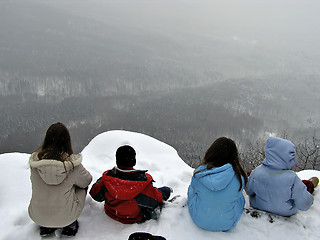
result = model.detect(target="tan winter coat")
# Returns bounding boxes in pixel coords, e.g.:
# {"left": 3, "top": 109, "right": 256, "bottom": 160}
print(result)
{"left": 28, "top": 152, "right": 92, "bottom": 227}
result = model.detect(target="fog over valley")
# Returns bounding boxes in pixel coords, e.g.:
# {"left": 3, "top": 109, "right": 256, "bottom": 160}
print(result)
{"left": 1, "top": 0, "right": 320, "bottom": 167}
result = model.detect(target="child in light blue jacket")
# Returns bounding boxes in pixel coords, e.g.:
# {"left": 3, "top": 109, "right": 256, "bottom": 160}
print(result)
{"left": 188, "top": 137, "right": 247, "bottom": 231}
{"left": 246, "top": 137, "right": 316, "bottom": 217}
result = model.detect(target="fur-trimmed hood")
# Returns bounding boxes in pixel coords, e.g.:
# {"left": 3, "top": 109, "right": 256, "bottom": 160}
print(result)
{"left": 29, "top": 152, "right": 82, "bottom": 185}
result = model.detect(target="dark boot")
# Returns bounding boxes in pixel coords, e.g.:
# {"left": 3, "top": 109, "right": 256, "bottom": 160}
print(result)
{"left": 61, "top": 220, "right": 79, "bottom": 237}
{"left": 157, "top": 186, "right": 173, "bottom": 201}
{"left": 39, "top": 226, "right": 57, "bottom": 237}
{"left": 128, "top": 232, "right": 166, "bottom": 240}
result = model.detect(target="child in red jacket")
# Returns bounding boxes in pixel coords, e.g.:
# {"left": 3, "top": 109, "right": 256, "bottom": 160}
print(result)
{"left": 90, "top": 145, "right": 172, "bottom": 224}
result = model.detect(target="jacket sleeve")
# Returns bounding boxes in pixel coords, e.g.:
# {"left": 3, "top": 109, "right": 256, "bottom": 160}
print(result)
{"left": 89, "top": 177, "right": 107, "bottom": 202}
{"left": 245, "top": 174, "right": 256, "bottom": 197}
{"left": 135, "top": 178, "right": 163, "bottom": 210}
{"left": 74, "top": 164, "right": 93, "bottom": 188}
{"left": 292, "top": 175, "right": 314, "bottom": 211}
{"left": 187, "top": 178, "right": 197, "bottom": 214}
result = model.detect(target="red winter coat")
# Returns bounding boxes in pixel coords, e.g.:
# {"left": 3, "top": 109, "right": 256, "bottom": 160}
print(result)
{"left": 89, "top": 167, "right": 163, "bottom": 224}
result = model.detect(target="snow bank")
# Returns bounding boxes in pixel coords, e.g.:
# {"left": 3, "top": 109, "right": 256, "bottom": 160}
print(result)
{"left": 0, "top": 130, "right": 319, "bottom": 240}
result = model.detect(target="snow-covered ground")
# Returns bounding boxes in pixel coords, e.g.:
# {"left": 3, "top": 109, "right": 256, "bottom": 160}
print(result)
{"left": 0, "top": 130, "right": 319, "bottom": 240}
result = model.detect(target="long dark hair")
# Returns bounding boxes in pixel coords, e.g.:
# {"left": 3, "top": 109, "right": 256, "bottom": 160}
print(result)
{"left": 37, "top": 122, "right": 73, "bottom": 162}
{"left": 195, "top": 137, "right": 247, "bottom": 191}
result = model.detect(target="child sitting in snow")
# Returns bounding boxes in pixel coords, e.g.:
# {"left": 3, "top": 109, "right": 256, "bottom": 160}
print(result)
{"left": 188, "top": 137, "right": 248, "bottom": 231}
{"left": 89, "top": 145, "right": 172, "bottom": 224}
{"left": 246, "top": 137, "right": 318, "bottom": 217}
{"left": 28, "top": 122, "right": 93, "bottom": 237}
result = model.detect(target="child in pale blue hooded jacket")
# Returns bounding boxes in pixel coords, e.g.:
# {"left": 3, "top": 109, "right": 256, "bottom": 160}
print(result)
{"left": 188, "top": 137, "right": 247, "bottom": 231}
{"left": 246, "top": 137, "right": 314, "bottom": 217}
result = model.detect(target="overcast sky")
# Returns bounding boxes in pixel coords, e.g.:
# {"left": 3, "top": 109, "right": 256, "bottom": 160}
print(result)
{"left": 37, "top": 0, "right": 320, "bottom": 54}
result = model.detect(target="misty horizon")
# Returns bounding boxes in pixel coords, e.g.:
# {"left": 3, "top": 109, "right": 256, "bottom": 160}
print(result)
{"left": 1, "top": 0, "right": 320, "bottom": 166}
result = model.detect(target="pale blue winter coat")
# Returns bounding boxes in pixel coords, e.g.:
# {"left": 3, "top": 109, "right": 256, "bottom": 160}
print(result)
{"left": 246, "top": 137, "right": 314, "bottom": 216}
{"left": 188, "top": 163, "right": 245, "bottom": 231}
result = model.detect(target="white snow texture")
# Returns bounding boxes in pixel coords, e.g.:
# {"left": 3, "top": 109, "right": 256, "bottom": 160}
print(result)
{"left": 0, "top": 130, "right": 319, "bottom": 240}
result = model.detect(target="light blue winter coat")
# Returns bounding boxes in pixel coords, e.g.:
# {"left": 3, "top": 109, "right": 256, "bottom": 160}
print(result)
{"left": 246, "top": 137, "right": 314, "bottom": 216}
{"left": 188, "top": 163, "right": 245, "bottom": 231}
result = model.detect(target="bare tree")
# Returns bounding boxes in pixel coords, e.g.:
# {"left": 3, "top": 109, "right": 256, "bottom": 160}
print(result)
{"left": 295, "top": 135, "right": 320, "bottom": 171}
{"left": 239, "top": 141, "right": 265, "bottom": 172}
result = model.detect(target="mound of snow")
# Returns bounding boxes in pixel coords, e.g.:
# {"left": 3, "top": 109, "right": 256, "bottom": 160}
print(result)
{"left": 0, "top": 130, "right": 319, "bottom": 240}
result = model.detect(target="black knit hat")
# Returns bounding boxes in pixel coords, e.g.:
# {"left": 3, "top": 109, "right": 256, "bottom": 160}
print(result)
{"left": 116, "top": 145, "right": 136, "bottom": 169}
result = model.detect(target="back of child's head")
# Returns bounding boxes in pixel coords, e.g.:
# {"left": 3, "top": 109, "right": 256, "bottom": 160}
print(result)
{"left": 116, "top": 145, "right": 136, "bottom": 169}
{"left": 199, "top": 137, "right": 247, "bottom": 191}
{"left": 264, "top": 137, "right": 296, "bottom": 170}
{"left": 38, "top": 122, "right": 73, "bottom": 161}
{"left": 203, "top": 137, "right": 238, "bottom": 168}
